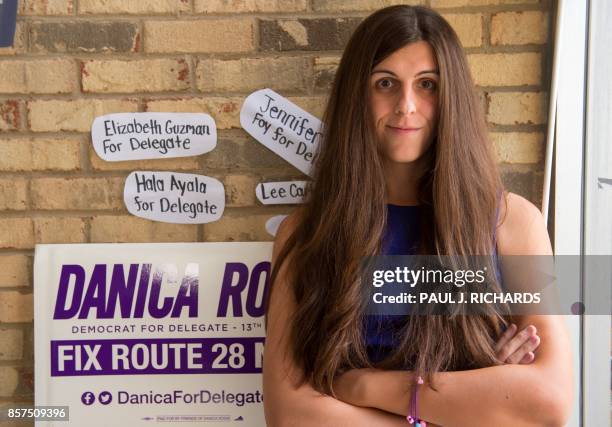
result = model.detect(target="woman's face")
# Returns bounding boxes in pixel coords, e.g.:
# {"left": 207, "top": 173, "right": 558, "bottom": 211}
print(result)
{"left": 369, "top": 40, "right": 440, "bottom": 165}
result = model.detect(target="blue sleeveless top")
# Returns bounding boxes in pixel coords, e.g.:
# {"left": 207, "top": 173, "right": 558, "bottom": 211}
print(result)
{"left": 363, "top": 204, "right": 502, "bottom": 364}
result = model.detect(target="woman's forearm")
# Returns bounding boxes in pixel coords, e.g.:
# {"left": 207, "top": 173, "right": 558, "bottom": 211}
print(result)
{"left": 266, "top": 390, "right": 413, "bottom": 427}
{"left": 362, "top": 365, "right": 570, "bottom": 427}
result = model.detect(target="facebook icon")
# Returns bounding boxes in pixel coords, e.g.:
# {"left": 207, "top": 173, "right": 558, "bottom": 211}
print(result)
{"left": 0, "top": 0, "right": 18, "bottom": 48}
{"left": 81, "top": 391, "right": 95, "bottom": 406}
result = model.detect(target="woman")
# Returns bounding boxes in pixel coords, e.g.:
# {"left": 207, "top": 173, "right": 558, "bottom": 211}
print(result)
{"left": 263, "top": 5, "right": 573, "bottom": 426}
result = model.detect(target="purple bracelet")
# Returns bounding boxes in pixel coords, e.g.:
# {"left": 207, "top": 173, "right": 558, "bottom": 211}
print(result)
{"left": 406, "top": 376, "right": 426, "bottom": 426}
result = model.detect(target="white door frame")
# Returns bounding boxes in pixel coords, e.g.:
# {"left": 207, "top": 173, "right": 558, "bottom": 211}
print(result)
{"left": 582, "top": 0, "right": 611, "bottom": 425}
{"left": 553, "top": 0, "right": 611, "bottom": 425}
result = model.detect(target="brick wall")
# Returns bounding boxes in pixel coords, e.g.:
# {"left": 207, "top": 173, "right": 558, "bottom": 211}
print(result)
{"left": 0, "top": 0, "right": 554, "bottom": 420}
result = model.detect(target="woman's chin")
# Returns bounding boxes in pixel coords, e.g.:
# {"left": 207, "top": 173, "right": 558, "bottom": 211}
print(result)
{"left": 383, "top": 151, "right": 427, "bottom": 165}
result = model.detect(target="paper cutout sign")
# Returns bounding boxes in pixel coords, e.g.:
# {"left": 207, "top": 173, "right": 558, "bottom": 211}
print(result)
{"left": 265, "top": 215, "right": 288, "bottom": 237}
{"left": 92, "top": 112, "right": 217, "bottom": 161}
{"left": 255, "top": 180, "right": 308, "bottom": 205}
{"left": 240, "top": 89, "right": 323, "bottom": 177}
{"left": 123, "top": 171, "right": 225, "bottom": 224}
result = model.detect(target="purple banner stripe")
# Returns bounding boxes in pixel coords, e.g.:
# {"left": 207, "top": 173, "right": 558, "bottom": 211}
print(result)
{"left": 50, "top": 337, "right": 265, "bottom": 377}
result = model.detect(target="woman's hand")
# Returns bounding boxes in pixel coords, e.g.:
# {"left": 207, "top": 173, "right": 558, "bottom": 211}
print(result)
{"left": 495, "top": 323, "right": 540, "bottom": 364}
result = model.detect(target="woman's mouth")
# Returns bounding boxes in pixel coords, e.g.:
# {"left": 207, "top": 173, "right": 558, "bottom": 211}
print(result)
{"left": 387, "top": 125, "right": 421, "bottom": 133}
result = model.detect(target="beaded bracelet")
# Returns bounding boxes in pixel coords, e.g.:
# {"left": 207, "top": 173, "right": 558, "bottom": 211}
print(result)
{"left": 406, "top": 376, "right": 426, "bottom": 426}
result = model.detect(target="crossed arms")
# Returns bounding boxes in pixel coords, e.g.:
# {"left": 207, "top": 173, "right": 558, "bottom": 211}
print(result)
{"left": 263, "top": 196, "right": 573, "bottom": 427}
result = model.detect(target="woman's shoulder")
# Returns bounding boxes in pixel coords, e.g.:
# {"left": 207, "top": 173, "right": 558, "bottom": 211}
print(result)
{"left": 272, "top": 209, "right": 304, "bottom": 261}
{"left": 496, "top": 191, "right": 552, "bottom": 256}
{"left": 275, "top": 209, "right": 302, "bottom": 242}
{"left": 497, "top": 191, "right": 542, "bottom": 227}
{"left": 276, "top": 209, "right": 301, "bottom": 238}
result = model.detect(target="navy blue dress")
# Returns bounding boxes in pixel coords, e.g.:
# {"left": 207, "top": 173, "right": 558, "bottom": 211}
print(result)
{"left": 363, "top": 204, "right": 502, "bottom": 364}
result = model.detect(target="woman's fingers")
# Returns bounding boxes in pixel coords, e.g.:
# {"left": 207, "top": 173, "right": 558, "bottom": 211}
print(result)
{"left": 506, "top": 334, "right": 540, "bottom": 364}
{"left": 519, "top": 351, "right": 536, "bottom": 364}
{"left": 494, "top": 323, "right": 517, "bottom": 353}
{"left": 496, "top": 324, "right": 539, "bottom": 363}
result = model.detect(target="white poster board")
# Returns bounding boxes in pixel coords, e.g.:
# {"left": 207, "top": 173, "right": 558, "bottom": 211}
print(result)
{"left": 34, "top": 242, "right": 272, "bottom": 427}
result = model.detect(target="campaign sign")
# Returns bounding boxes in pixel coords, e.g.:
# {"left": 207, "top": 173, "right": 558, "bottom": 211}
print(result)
{"left": 0, "top": 0, "right": 18, "bottom": 48}
{"left": 91, "top": 113, "right": 217, "bottom": 161}
{"left": 34, "top": 242, "right": 272, "bottom": 426}
{"left": 123, "top": 171, "right": 225, "bottom": 224}
{"left": 240, "top": 89, "right": 323, "bottom": 177}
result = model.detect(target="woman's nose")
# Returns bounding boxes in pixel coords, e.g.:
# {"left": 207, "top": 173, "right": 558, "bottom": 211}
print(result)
{"left": 395, "top": 87, "right": 417, "bottom": 115}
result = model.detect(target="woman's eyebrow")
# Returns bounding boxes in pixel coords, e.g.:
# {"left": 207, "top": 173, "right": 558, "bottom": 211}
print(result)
{"left": 370, "top": 69, "right": 440, "bottom": 76}
{"left": 371, "top": 69, "right": 397, "bottom": 76}
{"left": 415, "top": 69, "right": 439, "bottom": 76}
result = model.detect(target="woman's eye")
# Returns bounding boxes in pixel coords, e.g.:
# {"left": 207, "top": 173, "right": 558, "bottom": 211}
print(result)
{"left": 420, "top": 79, "right": 437, "bottom": 90}
{"left": 376, "top": 78, "right": 394, "bottom": 89}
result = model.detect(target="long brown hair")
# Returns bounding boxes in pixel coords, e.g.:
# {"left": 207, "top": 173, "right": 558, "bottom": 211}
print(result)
{"left": 265, "top": 5, "right": 506, "bottom": 395}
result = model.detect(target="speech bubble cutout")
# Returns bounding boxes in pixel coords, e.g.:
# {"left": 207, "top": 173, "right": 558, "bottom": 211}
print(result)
{"left": 256, "top": 180, "right": 308, "bottom": 205}
{"left": 266, "top": 215, "right": 288, "bottom": 237}
{"left": 123, "top": 171, "right": 225, "bottom": 224}
{"left": 92, "top": 112, "right": 217, "bottom": 161}
{"left": 240, "top": 89, "right": 323, "bottom": 177}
